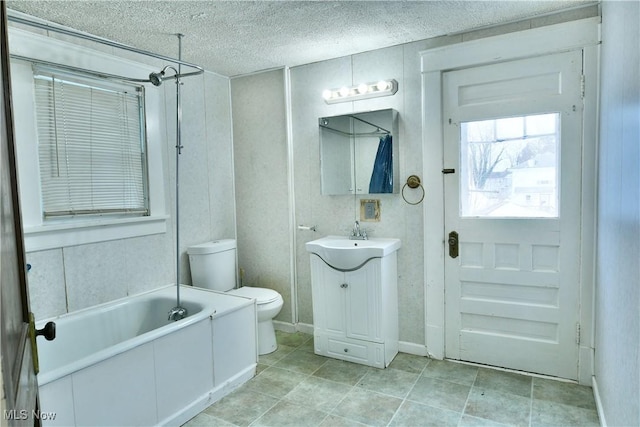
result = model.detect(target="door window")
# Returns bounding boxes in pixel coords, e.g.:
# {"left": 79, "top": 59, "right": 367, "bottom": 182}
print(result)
{"left": 460, "top": 113, "right": 560, "bottom": 218}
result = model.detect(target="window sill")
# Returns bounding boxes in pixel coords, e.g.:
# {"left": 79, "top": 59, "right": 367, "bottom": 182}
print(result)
{"left": 24, "top": 215, "right": 169, "bottom": 252}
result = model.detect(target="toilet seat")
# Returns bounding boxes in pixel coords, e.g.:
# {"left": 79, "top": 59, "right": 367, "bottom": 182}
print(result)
{"left": 229, "top": 286, "right": 281, "bottom": 305}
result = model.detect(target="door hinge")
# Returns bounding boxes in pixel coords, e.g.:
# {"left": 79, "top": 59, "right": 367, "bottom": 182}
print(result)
{"left": 28, "top": 312, "right": 40, "bottom": 375}
{"left": 576, "top": 322, "right": 581, "bottom": 345}
{"left": 580, "top": 75, "right": 585, "bottom": 99}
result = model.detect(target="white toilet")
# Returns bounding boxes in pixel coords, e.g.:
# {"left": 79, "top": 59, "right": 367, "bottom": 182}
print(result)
{"left": 187, "top": 239, "right": 283, "bottom": 355}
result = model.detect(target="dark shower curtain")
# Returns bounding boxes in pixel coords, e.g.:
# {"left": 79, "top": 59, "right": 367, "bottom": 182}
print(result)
{"left": 368, "top": 134, "right": 393, "bottom": 193}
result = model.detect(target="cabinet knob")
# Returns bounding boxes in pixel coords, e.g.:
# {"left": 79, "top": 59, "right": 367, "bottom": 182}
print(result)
{"left": 340, "top": 283, "right": 348, "bottom": 288}
{"left": 344, "top": 348, "right": 349, "bottom": 353}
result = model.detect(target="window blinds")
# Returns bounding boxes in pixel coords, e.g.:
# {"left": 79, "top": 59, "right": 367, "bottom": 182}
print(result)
{"left": 34, "top": 70, "right": 148, "bottom": 218}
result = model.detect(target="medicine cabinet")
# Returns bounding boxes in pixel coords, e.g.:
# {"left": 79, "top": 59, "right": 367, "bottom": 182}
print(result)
{"left": 319, "top": 109, "right": 398, "bottom": 195}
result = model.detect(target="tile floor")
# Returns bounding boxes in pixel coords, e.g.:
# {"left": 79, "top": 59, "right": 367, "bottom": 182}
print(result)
{"left": 184, "top": 331, "right": 600, "bottom": 427}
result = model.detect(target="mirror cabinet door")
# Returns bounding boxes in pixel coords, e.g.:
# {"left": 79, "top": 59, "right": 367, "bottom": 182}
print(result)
{"left": 319, "top": 109, "right": 397, "bottom": 196}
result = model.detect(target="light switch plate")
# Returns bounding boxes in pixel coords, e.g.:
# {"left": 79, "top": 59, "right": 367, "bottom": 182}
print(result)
{"left": 360, "top": 199, "right": 380, "bottom": 222}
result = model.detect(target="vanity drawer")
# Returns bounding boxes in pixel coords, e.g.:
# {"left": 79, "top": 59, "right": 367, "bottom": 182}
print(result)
{"left": 318, "top": 334, "right": 386, "bottom": 368}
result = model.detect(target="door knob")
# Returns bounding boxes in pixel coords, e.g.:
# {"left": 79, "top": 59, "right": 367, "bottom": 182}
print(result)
{"left": 448, "top": 231, "right": 459, "bottom": 259}
{"left": 36, "top": 321, "right": 56, "bottom": 341}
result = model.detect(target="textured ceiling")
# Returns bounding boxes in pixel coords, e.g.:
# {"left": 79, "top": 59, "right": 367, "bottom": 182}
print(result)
{"left": 6, "top": 1, "right": 592, "bottom": 77}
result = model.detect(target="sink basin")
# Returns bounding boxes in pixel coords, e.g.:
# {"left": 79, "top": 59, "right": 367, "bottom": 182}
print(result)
{"left": 305, "top": 235, "right": 401, "bottom": 270}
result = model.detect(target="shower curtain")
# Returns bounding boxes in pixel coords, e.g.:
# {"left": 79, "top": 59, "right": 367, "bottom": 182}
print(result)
{"left": 368, "top": 134, "right": 393, "bottom": 193}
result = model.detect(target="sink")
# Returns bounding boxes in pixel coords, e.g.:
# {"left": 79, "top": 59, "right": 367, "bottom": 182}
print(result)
{"left": 305, "top": 235, "right": 401, "bottom": 270}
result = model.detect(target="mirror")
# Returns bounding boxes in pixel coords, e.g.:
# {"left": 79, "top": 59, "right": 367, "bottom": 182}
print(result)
{"left": 319, "top": 109, "right": 398, "bottom": 195}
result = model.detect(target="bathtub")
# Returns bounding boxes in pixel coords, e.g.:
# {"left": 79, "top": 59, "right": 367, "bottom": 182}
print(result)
{"left": 36, "top": 285, "right": 257, "bottom": 426}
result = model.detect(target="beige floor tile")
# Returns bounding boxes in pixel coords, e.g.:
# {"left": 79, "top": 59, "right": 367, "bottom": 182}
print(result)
{"left": 356, "top": 367, "right": 420, "bottom": 399}
{"left": 474, "top": 367, "right": 532, "bottom": 398}
{"left": 203, "top": 388, "right": 278, "bottom": 426}
{"left": 533, "top": 377, "right": 597, "bottom": 409}
{"left": 531, "top": 399, "right": 600, "bottom": 427}
{"left": 407, "top": 376, "right": 471, "bottom": 413}
{"left": 332, "top": 388, "right": 402, "bottom": 427}
{"left": 284, "top": 376, "right": 353, "bottom": 412}
{"left": 242, "top": 366, "right": 308, "bottom": 398}
{"left": 187, "top": 332, "right": 599, "bottom": 427}
{"left": 464, "top": 387, "right": 531, "bottom": 426}
{"left": 252, "top": 400, "right": 328, "bottom": 427}
{"left": 422, "top": 359, "right": 478, "bottom": 386}
{"left": 389, "top": 400, "right": 460, "bottom": 427}
{"left": 313, "top": 358, "right": 372, "bottom": 386}
{"left": 273, "top": 349, "right": 329, "bottom": 375}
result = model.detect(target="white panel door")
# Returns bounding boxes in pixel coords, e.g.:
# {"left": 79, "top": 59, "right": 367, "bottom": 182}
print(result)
{"left": 443, "top": 50, "right": 583, "bottom": 379}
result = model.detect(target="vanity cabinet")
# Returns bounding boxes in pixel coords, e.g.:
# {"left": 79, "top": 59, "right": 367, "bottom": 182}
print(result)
{"left": 310, "top": 253, "right": 399, "bottom": 368}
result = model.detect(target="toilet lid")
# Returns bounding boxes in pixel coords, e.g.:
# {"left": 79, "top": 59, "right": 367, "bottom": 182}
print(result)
{"left": 229, "top": 287, "right": 281, "bottom": 304}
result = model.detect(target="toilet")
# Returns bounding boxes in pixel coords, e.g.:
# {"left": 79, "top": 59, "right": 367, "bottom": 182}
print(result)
{"left": 187, "top": 239, "right": 283, "bottom": 355}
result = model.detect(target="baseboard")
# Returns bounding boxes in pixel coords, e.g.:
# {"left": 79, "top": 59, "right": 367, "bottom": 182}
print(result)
{"left": 272, "top": 320, "right": 297, "bottom": 333}
{"left": 592, "top": 375, "right": 607, "bottom": 427}
{"left": 398, "top": 341, "right": 429, "bottom": 357}
{"left": 294, "top": 322, "right": 314, "bottom": 335}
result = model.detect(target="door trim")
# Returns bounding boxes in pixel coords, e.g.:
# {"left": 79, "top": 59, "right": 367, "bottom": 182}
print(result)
{"left": 419, "top": 17, "right": 600, "bottom": 384}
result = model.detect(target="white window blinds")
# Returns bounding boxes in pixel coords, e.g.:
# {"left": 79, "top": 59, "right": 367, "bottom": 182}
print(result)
{"left": 33, "top": 69, "right": 149, "bottom": 218}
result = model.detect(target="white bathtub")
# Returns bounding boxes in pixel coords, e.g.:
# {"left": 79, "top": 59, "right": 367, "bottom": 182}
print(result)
{"left": 36, "top": 285, "right": 257, "bottom": 426}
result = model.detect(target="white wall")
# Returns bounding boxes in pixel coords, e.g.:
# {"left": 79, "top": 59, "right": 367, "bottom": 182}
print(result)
{"left": 290, "top": 46, "right": 426, "bottom": 346}
{"left": 595, "top": 1, "right": 640, "bottom": 425}
{"left": 230, "top": 5, "right": 600, "bottom": 351}
{"left": 12, "top": 24, "right": 236, "bottom": 320}
{"left": 230, "top": 69, "right": 293, "bottom": 323}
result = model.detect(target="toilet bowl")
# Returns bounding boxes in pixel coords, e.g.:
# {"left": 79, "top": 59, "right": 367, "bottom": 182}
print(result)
{"left": 187, "top": 239, "right": 284, "bottom": 355}
{"left": 228, "top": 286, "right": 284, "bottom": 355}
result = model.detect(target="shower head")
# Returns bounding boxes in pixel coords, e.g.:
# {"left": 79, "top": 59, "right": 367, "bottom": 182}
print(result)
{"left": 148, "top": 65, "right": 179, "bottom": 86}
{"left": 148, "top": 70, "right": 165, "bottom": 86}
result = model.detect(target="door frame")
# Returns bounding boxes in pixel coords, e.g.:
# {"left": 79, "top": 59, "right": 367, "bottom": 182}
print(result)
{"left": 1, "top": 2, "right": 40, "bottom": 424}
{"left": 419, "top": 17, "right": 600, "bottom": 384}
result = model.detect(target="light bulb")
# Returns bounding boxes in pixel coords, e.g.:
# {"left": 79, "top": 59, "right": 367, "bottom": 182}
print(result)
{"left": 376, "top": 80, "right": 390, "bottom": 91}
{"left": 339, "top": 87, "right": 350, "bottom": 97}
{"left": 322, "top": 89, "right": 333, "bottom": 100}
{"left": 357, "top": 83, "right": 369, "bottom": 94}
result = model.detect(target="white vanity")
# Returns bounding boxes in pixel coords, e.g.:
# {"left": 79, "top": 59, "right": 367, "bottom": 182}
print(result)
{"left": 306, "top": 235, "right": 401, "bottom": 368}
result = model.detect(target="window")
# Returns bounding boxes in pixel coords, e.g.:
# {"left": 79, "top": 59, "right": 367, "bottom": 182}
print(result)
{"left": 33, "top": 67, "right": 148, "bottom": 220}
{"left": 460, "top": 113, "right": 559, "bottom": 218}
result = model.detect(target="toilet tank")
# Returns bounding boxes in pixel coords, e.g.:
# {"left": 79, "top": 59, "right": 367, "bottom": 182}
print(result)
{"left": 187, "top": 239, "right": 237, "bottom": 292}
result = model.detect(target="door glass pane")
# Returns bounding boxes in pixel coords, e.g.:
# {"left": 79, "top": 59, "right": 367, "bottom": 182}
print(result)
{"left": 460, "top": 113, "right": 559, "bottom": 218}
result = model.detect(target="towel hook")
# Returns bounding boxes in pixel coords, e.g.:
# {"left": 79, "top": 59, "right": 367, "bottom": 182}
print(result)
{"left": 402, "top": 175, "right": 425, "bottom": 205}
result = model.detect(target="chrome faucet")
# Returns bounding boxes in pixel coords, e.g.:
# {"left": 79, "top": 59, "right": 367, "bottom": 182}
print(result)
{"left": 350, "top": 220, "right": 368, "bottom": 240}
{"left": 168, "top": 306, "right": 188, "bottom": 321}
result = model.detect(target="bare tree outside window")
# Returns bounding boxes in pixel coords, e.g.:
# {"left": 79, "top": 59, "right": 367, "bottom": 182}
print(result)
{"left": 461, "top": 113, "right": 559, "bottom": 218}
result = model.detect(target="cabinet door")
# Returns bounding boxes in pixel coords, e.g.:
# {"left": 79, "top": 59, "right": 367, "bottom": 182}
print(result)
{"left": 345, "top": 260, "right": 382, "bottom": 342}
{"left": 311, "top": 256, "right": 346, "bottom": 334}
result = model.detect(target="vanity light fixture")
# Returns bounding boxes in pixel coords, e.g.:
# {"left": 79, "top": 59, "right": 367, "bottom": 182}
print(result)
{"left": 322, "top": 79, "right": 398, "bottom": 104}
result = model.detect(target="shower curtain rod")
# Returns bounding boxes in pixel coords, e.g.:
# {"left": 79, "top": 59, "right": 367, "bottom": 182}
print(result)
{"left": 7, "top": 13, "right": 204, "bottom": 79}
{"left": 10, "top": 53, "right": 155, "bottom": 85}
